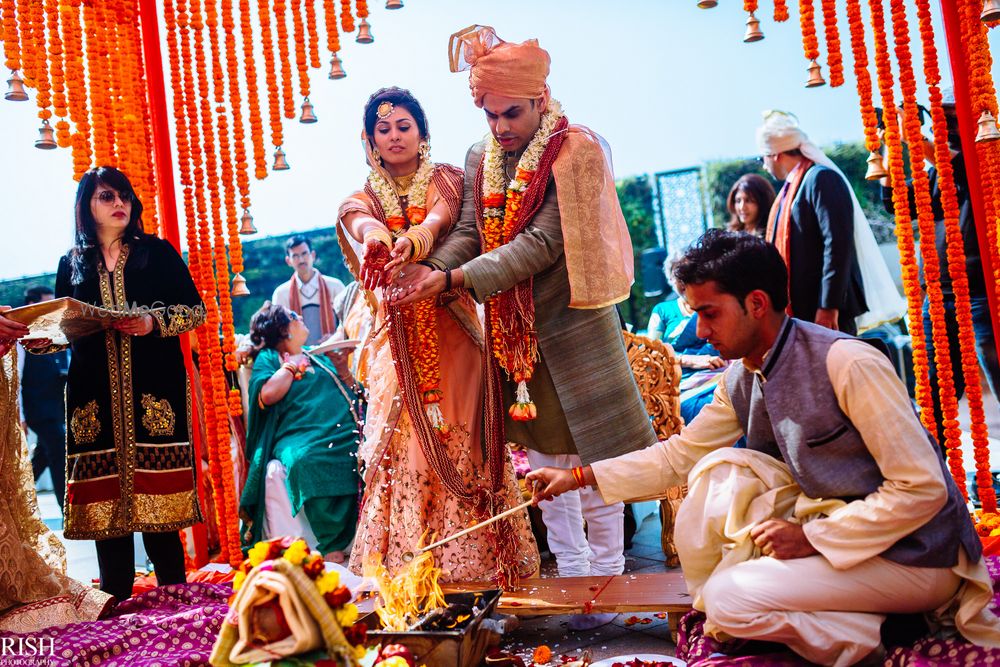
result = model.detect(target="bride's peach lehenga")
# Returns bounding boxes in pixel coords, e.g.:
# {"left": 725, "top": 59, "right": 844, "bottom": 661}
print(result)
{"left": 339, "top": 165, "right": 539, "bottom": 583}
{"left": 0, "top": 350, "right": 112, "bottom": 633}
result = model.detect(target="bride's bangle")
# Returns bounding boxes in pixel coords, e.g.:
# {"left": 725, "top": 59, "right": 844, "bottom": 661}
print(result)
{"left": 363, "top": 227, "right": 392, "bottom": 249}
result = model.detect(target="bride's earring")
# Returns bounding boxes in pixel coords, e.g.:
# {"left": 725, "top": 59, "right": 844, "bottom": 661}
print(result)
{"left": 372, "top": 148, "right": 382, "bottom": 164}
{"left": 418, "top": 142, "right": 430, "bottom": 161}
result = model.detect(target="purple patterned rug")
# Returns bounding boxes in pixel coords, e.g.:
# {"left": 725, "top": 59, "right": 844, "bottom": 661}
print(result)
{"left": 0, "top": 583, "right": 231, "bottom": 667}
{"left": 677, "top": 556, "right": 1000, "bottom": 666}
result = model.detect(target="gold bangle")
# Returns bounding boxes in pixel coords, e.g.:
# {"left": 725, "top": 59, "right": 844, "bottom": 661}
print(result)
{"left": 363, "top": 227, "right": 392, "bottom": 249}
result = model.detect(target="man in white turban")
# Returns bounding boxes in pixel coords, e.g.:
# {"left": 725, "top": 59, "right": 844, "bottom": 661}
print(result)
{"left": 757, "top": 110, "right": 905, "bottom": 335}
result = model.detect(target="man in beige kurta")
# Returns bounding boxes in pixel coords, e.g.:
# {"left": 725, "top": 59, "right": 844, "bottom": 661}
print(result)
{"left": 528, "top": 230, "right": 1000, "bottom": 665}
{"left": 391, "top": 27, "right": 657, "bottom": 611}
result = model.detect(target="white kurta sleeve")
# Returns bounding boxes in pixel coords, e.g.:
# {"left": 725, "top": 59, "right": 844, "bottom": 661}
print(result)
{"left": 591, "top": 375, "right": 745, "bottom": 504}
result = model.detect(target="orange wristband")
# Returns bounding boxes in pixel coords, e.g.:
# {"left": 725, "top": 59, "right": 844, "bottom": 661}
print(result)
{"left": 571, "top": 466, "right": 586, "bottom": 489}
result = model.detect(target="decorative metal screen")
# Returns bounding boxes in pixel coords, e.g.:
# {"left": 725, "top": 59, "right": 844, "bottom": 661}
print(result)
{"left": 652, "top": 167, "right": 709, "bottom": 256}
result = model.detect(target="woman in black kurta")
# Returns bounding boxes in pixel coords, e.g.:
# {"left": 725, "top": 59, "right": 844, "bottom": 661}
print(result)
{"left": 32, "top": 167, "right": 205, "bottom": 601}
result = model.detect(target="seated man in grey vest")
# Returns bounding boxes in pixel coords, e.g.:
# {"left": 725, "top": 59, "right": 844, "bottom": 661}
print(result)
{"left": 527, "top": 229, "right": 998, "bottom": 666}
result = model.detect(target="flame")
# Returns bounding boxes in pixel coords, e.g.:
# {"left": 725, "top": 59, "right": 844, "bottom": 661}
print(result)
{"left": 363, "top": 533, "right": 447, "bottom": 631}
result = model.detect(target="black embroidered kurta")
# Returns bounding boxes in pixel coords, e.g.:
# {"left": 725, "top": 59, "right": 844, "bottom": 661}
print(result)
{"left": 48, "top": 237, "right": 206, "bottom": 540}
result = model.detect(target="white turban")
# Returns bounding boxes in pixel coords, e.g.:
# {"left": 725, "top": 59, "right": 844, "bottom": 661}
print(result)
{"left": 755, "top": 109, "right": 906, "bottom": 332}
{"left": 756, "top": 109, "right": 807, "bottom": 154}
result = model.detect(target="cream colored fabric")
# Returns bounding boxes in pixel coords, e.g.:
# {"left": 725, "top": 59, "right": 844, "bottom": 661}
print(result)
{"left": 0, "top": 349, "right": 112, "bottom": 632}
{"left": 551, "top": 126, "right": 634, "bottom": 309}
{"left": 228, "top": 568, "right": 322, "bottom": 664}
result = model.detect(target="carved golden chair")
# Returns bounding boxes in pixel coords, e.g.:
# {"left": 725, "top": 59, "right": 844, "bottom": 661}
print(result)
{"left": 622, "top": 330, "right": 686, "bottom": 567}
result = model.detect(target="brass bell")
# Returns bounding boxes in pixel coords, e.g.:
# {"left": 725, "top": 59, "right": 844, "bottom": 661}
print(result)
{"left": 386, "top": 0, "right": 403, "bottom": 7}
{"left": 5, "top": 71, "right": 27, "bottom": 101}
{"left": 744, "top": 13, "right": 764, "bottom": 43}
{"left": 976, "top": 110, "right": 1000, "bottom": 143}
{"left": 239, "top": 209, "right": 257, "bottom": 235}
{"left": 697, "top": 0, "right": 717, "bottom": 7}
{"left": 299, "top": 98, "right": 317, "bottom": 124}
{"left": 806, "top": 59, "right": 826, "bottom": 88}
{"left": 982, "top": 0, "right": 1000, "bottom": 22}
{"left": 273, "top": 147, "right": 290, "bottom": 171}
{"left": 231, "top": 273, "right": 250, "bottom": 297}
{"left": 356, "top": 18, "right": 373, "bottom": 43}
{"left": 864, "top": 150, "right": 889, "bottom": 180}
{"left": 328, "top": 54, "right": 346, "bottom": 80}
{"left": 34, "top": 119, "right": 57, "bottom": 149}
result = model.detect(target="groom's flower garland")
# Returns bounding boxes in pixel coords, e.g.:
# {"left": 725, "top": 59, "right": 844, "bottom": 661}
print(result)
{"left": 481, "top": 100, "right": 564, "bottom": 421}
{"left": 368, "top": 157, "right": 448, "bottom": 430}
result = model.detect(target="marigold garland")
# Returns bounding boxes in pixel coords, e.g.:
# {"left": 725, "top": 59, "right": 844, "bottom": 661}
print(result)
{"left": 889, "top": 0, "right": 967, "bottom": 498}
{"left": 1, "top": 0, "right": 21, "bottom": 71}
{"left": 958, "top": 0, "right": 999, "bottom": 513}
{"left": 221, "top": 0, "right": 253, "bottom": 216}
{"left": 744, "top": 0, "right": 758, "bottom": 12}
{"left": 304, "top": 0, "right": 321, "bottom": 68}
{"left": 798, "top": 0, "right": 820, "bottom": 63}
{"left": 256, "top": 0, "right": 284, "bottom": 150}
{"left": 272, "top": 0, "right": 296, "bottom": 120}
{"left": 868, "top": 0, "right": 935, "bottom": 433}
{"left": 774, "top": 0, "right": 790, "bottom": 23}
{"left": 481, "top": 101, "right": 565, "bottom": 420}
{"left": 340, "top": 0, "right": 354, "bottom": 34}
{"left": 846, "top": 0, "right": 880, "bottom": 153}
{"left": 30, "top": 0, "right": 50, "bottom": 122}
{"left": 45, "top": 0, "right": 66, "bottom": 129}
{"left": 289, "top": 0, "right": 310, "bottom": 100}
{"left": 820, "top": 0, "right": 844, "bottom": 87}
{"left": 356, "top": 0, "right": 368, "bottom": 19}
{"left": 324, "top": 0, "right": 341, "bottom": 54}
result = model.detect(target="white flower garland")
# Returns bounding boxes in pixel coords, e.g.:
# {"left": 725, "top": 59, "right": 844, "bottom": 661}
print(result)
{"left": 367, "top": 154, "right": 435, "bottom": 229}
{"left": 481, "top": 99, "right": 564, "bottom": 210}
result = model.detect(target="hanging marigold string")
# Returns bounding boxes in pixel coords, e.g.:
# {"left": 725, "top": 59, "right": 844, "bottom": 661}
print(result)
{"left": 774, "top": 0, "right": 790, "bottom": 23}
{"left": 60, "top": 0, "right": 91, "bottom": 179}
{"left": 340, "top": 0, "right": 354, "bottom": 33}
{"left": 290, "top": 0, "right": 310, "bottom": 102}
{"left": 820, "top": 0, "right": 844, "bottom": 87}
{"left": 798, "top": 0, "right": 821, "bottom": 65}
{"left": 323, "top": 0, "right": 341, "bottom": 55}
{"left": 889, "top": 0, "right": 967, "bottom": 497}
{"left": 917, "top": 0, "right": 994, "bottom": 513}
{"left": 958, "top": 0, "right": 1000, "bottom": 513}
{"left": 45, "top": 0, "right": 67, "bottom": 144}
{"left": 271, "top": 0, "right": 295, "bottom": 119}
{"left": 29, "top": 0, "right": 51, "bottom": 125}
{"left": 256, "top": 0, "right": 283, "bottom": 150}
{"left": 356, "top": 0, "right": 368, "bottom": 20}
{"left": 304, "top": 0, "right": 321, "bottom": 69}
{"left": 868, "top": 0, "right": 934, "bottom": 428}
{"left": 1, "top": 0, "right": 21, "bottom": 72}
{"left": 744, "top": 0, "right": 758, "bottom": 12}
{"left": 237, "top": 0, "right": 266, "bottom": 180}
{"left": 846, "top": 0, "right": 879, "bottom": 153}
{"left": 16, "top": 0, "right": 37, "bottom": 86}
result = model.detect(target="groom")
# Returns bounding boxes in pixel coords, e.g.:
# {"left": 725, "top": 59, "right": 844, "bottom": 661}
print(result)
{"left": 392, "top": 25, "right": 657, "bottom": 623}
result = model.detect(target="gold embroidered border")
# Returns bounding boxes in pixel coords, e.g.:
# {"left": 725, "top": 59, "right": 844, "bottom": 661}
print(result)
{"left": 131, "top": 490, "right": 198, "bottom": 528}
{"left": 151, "top": 304, "right": 206, "bottom": 337}
{"left": 63, "top": 499, "right": 116, "bottom": 538}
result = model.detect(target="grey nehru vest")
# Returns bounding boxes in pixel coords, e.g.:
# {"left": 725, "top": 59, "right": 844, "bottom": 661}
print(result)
{"left": 725, "top": 318, "right": 982, "bottom": 568}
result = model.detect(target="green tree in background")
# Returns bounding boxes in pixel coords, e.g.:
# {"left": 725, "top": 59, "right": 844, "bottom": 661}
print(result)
{"left": 616, "top": 175, "right": 658, "bottom": 330}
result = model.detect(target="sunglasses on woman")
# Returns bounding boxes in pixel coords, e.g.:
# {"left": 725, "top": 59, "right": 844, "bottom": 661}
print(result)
{"left": 94, "top": 189, "right": 134, "bottom": 205}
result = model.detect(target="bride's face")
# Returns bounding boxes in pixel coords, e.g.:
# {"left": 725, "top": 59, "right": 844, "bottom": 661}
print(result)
{"left": 372, "top": 107, "right": 421, "bottom": 170}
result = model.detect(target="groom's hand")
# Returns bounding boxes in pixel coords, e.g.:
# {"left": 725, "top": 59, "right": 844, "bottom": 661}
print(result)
{"left": 750, "top": 519, "right": 818, "bottom": 560}
{"left": 391, "top": 267, "right": 448, "bottom": 307}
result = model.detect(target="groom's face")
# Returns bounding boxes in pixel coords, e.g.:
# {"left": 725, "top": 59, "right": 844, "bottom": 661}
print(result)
{"left": 482, "top": 93, "right": 545, "bottom": 154}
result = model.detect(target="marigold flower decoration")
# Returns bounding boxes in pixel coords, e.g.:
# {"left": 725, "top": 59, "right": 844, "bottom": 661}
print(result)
{"left": 820, "top": 0, "right": 844, "bottom": 87}
{"left": 773, "top": 0, "right": 789, "bottom": 23}
{"left": 845, "top": 0, "right": 880, "bottom": 153}
{"left": 233, "top": 538, "right": 368, "bottom": 660}
{"left": 798, "top": 0, "right": 821, "bottom": 64}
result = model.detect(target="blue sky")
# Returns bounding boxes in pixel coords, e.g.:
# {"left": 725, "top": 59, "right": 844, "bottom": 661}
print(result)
{"left": 1, "top": 0, "right": 997, "bottom": 280}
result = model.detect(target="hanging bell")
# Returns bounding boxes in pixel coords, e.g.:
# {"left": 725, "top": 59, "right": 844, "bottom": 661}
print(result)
{"left": 386, "top": 0, "right": 403, "bottom": 8}
{"left": 239, "top": 209, "right": 257, "bottom": 235}
{"left": 273, "top": 147, "right": 290, "bottom": 171}
{"left": 299, "top": 98, "right": 317, "bottom": 124}
{"left": 744, "top": 13, "right": 764, "bottom": 42}
{"left": 976, "top": 110, "right": 1000, "bottom": 143}
{"left": 864, "top": 150, "right": 889, "bottom": 180}
{"left": 982, "top": 0, "right": 1000, "bottom": 22}
{"left": 231, "top": 273, "right": 250, "bottom": 297}
{"left": 697, "top": 0, "right": 718, "bottom": 7}
{"left": 806, "top": 59, "right": 826, "bottom": 88}
{"left": 356, "top": 18, "right": 374, "bottom": 43}
{"left": 34, "top": 119, "right": 57, "bottom": 149}
{"left": 5, "top": 71, "right": 27, "bottom": 101}
{"left": 328, "top": 54, "right": 346, "bottom": 80}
